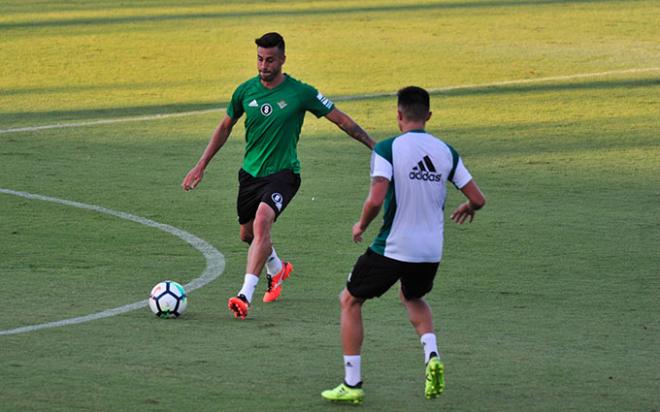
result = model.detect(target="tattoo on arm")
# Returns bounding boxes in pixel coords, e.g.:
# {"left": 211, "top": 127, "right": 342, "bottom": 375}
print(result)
{"left": 343, "top": 121, "right": 374, "bottom": 149}
{"left": 328, "top": 108, "right": 375, "bottom": 149}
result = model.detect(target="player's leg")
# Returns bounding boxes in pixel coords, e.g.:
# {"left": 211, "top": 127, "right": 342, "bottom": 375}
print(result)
{"left": 400, "top": 262, "right": 444, "bottom": 398}
{"left": 238, "top": 221, "right": 285, "bottom": 288}
{"left": 322, "top": 249, "right": 399, "bottom": 404}
{"left": 400, "top": 291, "right": 435, "bottom": 342}
{"left": 341, "top": 288, "right": 364, "bottom": 356}
{"left": 245, "top": 202, "right": 275, "bottom": 276}
{"left": 321, "top": 288, "right": 366, "bottom": 404}
{"left": 228, "top": 204, "right": 275, "bottom": 319}
{"left": 229, "top": 170, "right": 262, "bottom": 319}
{"left": 340, "top": 288, "right": 365, "bottom": 382}
{"left": 239, "top": 220, "right": 254, "bottom": 244}
{"left": 259, "top": 170, "right": 300, "bottom": 302}
{"left": 230, "top": 175, "right": 297, "bottom": 318}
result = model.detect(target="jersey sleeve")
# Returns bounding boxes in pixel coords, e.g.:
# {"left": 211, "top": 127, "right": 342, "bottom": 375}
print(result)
{"left": 301, "top": 83, "right": 335, "bottom": 118}
{"left": 444, "top": 142, "right": 472, "bottom": 188}
{"left": 371, "top": 139, "right": 394, "bottom": 180}
{"left": 450, "top": 158, "right": 473, "bottom": 189}
{"left": 226, "top": 84, "right": 245, "bottom": 120}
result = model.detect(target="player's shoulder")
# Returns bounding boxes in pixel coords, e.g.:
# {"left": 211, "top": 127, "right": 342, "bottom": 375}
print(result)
{"left": 232, "top": 75, "right": 261, "bottom": 94}
{"left": 374, "top": 136, "right": 397, "bottom": 160}
{"left": 283, "top": 74, "right": 318, "bottom": 93}
{"left": 402, "top": 130, "right": 456, "bottom": 153}
{"left": 421, "top": 133, "right": 461, "bottom": 165}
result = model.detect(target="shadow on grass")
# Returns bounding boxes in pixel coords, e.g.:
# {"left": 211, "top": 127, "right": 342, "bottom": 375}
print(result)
{"left": 334, "top": 77, "right": 660, "bottom": 103}
{"left": 0, "top": 0, "right": 644, "bottom": 31}
{"left": 0, "top": 101, "right": 229, "bottom": 128}
{"left": 434, "top": 77, "right": 660, "bottom": 97}
{"left": 0, "top": 80, "right": 206, "bottom": 97}
{"left": 1, "top": 77, "right": 657, "bottom": 128}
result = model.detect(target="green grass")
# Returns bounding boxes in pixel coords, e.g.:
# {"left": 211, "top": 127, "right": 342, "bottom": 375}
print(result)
{"left": 1, "top": 1, "right": 659, "bottom": 411}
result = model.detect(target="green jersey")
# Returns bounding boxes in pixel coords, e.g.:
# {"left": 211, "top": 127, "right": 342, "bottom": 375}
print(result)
{"left": 227, "top": 74, "right": 335, "bottom": 177}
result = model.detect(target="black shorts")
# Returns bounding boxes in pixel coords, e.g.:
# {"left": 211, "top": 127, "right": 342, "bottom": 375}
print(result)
{"left": 347, "top": 248, "right": 439, "bottom": 300}
{"left": 237, "top": 168, "right": 301, "bottom": 225}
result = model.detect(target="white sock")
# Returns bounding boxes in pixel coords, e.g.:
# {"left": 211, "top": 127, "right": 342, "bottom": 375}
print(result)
{"left": 343, "top": 355, "right": 362, "bottom": 387}
{"left": 265, "top": 247, "right": 283, "bottom": 275}
{"left": 421, "top": 333, "right": 439, "bottom": 363}
{"left": 237, "top": 274, "right": 259, "bottom": 303}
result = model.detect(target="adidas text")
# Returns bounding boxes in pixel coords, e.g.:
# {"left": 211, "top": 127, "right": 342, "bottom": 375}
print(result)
{"left": 409, "top": 170, "right": 443, "bottom": 182}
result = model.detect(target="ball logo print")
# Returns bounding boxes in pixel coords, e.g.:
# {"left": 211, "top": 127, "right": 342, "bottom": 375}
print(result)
{"left": 260, "top": 103, "right": 273, "bottom": 116}
{"left": 271, "top": 192, "right": 283, "bottom": 211}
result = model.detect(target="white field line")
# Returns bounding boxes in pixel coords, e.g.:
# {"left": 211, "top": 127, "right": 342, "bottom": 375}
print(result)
{"left": 0, "top": 108, "right": 222, "bottom": 135}
{"left": 1, "top": 67, "right": 658, "bottom": 135}
{"left": 0, "top": 188, "right": 225, "bottom": 336}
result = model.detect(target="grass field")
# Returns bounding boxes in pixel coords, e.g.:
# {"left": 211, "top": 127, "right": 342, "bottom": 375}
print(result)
{"left": 1, "top": 1, "right": 659, "bottom": 411}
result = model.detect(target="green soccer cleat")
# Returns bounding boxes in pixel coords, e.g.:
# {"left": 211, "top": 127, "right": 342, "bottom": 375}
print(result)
{"left": 321, "top": 383, "right": 364, "bottom": 405}
{"left": 425, "top": 357, "right": 445, "bottom": 399}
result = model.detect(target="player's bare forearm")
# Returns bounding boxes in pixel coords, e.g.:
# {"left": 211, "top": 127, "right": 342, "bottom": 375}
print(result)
{"left": 450, "top": 180, "right": 486, "bottom": 224}
{"left": 345, "top": 122, "right": 375, "bottom": 150}
{"left": 182, "top": 115, "right": 235, "bottom": 191}
{"left": 325, "top": 108, "right": 376, "bottom": 149}
{"left": 353, "top": 202, "right": 381, "bottom": 242}
{"left": 360, "top": 177, "right": 389, "bottom": 227}
{"left": 353, "top": 176, "right": 389, "bottom": 242}
{"left": 197, "top": 115, "right": 234, "bottom": 168}
{"left": 358, "top": 201, "right": 381, "bottom": 231}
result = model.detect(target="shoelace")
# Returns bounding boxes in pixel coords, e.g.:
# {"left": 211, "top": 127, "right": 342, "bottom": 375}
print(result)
{"left": 266, "top": 275, "right": 273, "bottom": 292}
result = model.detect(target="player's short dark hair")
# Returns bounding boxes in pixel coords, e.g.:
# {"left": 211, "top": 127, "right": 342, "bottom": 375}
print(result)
{"left": 255, "top": 32, "right": 285, "bottom": 54}
{"left": 397, "top": 86, "right": 430, "bottom": 121}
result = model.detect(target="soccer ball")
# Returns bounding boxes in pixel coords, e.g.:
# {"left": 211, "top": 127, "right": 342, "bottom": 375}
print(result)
{"left": 149, "top": 280, "right": 187, "bottom": 318}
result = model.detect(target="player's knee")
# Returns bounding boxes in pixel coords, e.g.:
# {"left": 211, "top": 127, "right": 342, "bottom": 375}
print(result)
{"left": 340, "top": 289, "right": 361, "bottom": 310}
{"left": 239, "top": 232, "right": 253, "bottom": 244}
{"left": 399, "top": 289, "right": 409, "bottom": 304}
{"left": 253, "top": 211, "right": 274, "bottom": 239}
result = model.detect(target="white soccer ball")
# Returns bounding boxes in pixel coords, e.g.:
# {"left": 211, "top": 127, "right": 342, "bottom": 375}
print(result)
{"left": 149, "top": 280, "right": 188, "bottom": 318}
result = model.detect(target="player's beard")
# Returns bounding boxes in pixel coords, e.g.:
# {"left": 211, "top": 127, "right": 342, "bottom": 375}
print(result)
{"left": 259, "top": 67, "right": 280, "bottom": 82}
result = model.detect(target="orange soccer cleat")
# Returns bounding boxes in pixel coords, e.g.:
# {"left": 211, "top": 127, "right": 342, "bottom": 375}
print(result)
{"left": 228, "top": 294, "right": 249, "bottom": 319}
{"left": 262, "top": 261, "right": 293, "bottom": 303}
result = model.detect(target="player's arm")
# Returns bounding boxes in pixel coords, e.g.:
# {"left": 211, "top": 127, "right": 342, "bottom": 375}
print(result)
{"left": 353, "top": 176, "right": 390, "bottom": 242}
{"left": 450, "top": 180, "right": 486, "bottom": 224}
{"left": 181, "top": 114, "right": 237, "bottom": 191}
{"left": 325, "top": 107, "right": 376, "bottom": 150}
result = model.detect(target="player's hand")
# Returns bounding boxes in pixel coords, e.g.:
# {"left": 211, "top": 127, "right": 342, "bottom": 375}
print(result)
{"left": 182, "top": 165, "right": 204, "bottom": 191}
{"left": 352, "top": 222, "right": 365, "bottom": 243}
{"left": 451, "top": 202, "right": 476, "bottom": 224}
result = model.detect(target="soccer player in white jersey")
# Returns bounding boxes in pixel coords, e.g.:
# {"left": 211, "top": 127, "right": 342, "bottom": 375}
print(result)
{"left": 322, "top": 86, "right": 486, "bottom": 403}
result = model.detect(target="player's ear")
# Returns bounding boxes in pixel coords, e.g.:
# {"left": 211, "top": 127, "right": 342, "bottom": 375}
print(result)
{"left": 426, "top": 111, "right": 432, "bottom": 122}
{"left": 397, "top": 110, "right": 403, "bottom": 122}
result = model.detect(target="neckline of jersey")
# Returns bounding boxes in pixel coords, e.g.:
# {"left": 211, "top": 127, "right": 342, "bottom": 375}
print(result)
{"left": 407, "top": 129, "right": 426, "bottom": 133}
{"left": 258, "top": 73, "right": 290, "bottom": 91}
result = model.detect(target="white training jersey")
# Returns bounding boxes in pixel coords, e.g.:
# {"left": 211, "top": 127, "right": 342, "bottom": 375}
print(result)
{"left": 369, "top": 130, "right": 472, "bottom": 263}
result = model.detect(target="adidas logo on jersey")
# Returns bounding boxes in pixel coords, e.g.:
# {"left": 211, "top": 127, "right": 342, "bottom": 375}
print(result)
{"left": 249, "top": 99, "right": 259, "bottom": 107}
{"left": 410, "top": 155, "right": 442, "bottom": 182}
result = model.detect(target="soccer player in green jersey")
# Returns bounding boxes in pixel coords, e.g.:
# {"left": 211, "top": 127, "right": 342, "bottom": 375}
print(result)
{"left": 182, "top": 32, "right": 375, "bottom": 320}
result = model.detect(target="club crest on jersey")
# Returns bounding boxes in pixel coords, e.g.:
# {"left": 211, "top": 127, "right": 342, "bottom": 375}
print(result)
{"left": 260, "top": 103, "right": 273, "bottom": 116}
